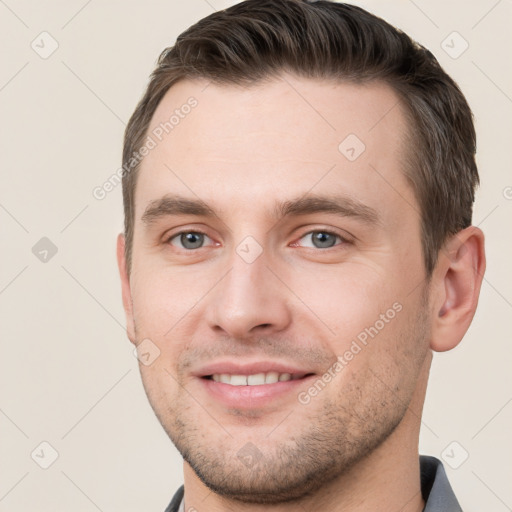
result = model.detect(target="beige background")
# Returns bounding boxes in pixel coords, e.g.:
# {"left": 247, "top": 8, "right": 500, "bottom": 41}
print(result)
{"left": 1, "top": 0, "right": 511, "bottom": 510}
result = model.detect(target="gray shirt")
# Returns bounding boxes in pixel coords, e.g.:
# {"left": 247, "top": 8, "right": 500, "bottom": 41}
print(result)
{"left": 165, "top": 455, "right": 462, "bottom": 512}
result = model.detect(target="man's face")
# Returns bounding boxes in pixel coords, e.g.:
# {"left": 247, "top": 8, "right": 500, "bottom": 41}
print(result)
{"left": 121, "top": 76, "right": 433, "bottom": 503}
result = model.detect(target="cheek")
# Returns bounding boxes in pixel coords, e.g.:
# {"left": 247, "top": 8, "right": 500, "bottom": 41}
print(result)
{"left": 289, "top": 265, "right": 401, "bottom": 343}
{"left": 130, "top": 265, "right": 206, "bottom": 336}
{"left": 130, "top": 267, "right": 217, "bottom": 388}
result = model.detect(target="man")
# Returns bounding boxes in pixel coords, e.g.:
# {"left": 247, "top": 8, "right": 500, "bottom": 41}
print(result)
{"left": 117, "top": 1, "right": 485, "bottom": 510}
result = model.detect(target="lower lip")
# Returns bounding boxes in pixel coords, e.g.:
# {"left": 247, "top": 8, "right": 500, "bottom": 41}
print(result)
{"left": 199, "top": 376, "right": 315, "bottom": 409}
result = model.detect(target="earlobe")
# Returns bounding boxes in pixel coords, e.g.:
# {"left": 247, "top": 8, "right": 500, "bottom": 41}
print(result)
{"left": 430, "top": 226, "right": 485, "bottom": 352}
{"left": 116, "top": 233, "right": 136, "bottom": 344}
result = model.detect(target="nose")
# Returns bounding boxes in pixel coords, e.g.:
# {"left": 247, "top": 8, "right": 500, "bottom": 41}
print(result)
{"left": 205, "top": 248, "right": 292, "bottom": 340}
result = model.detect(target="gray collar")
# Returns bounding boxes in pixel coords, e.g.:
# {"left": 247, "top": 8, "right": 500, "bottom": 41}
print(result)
{"left": 421, "top": 455, "right": 462, "bottom": 511}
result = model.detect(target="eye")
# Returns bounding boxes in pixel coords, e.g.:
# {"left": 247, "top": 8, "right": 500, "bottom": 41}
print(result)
{"left": 296, "top": 230, "right": 345, "bottom": 249}
{"left": 168, "top": 231, "right": 214, "bottom": 250}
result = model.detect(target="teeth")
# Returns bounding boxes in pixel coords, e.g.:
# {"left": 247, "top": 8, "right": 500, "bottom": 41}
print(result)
{"left": 219, "top": 374, "right": 231, "bottom": 384}
{"left": 212, "top": 372, "right": 296, "bottom": 386}
{"left": 247, "top": 373, "right": 265, "bottom": 385}
{"left": 230, "top": 375, "right": 248, "bottom": 386}
{"left": 265, "top": 371, "right": 279, "bottom": 384}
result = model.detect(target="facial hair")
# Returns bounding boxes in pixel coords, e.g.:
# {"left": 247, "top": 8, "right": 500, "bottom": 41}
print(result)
{"left": 140, "top": 302, "right": 430, "bottom": 505}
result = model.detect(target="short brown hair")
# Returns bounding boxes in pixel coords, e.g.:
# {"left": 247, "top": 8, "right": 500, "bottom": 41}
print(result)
{"left": 122, "top": 0, "right": 478, "bottom": 276}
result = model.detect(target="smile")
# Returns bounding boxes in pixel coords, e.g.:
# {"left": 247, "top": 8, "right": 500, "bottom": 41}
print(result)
{"left": 208, "top": 372, "right": 306, "bottom": 386}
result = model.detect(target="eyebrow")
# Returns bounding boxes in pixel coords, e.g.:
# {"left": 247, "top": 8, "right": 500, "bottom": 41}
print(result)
{"left": 141, "top": 193, "right": 380, "bottom": 226}
{"left": 275, "top": 194, "right": 380, "bottom": 225}
{"left": 142, "top": 195, "right": 215, "bottom": 225}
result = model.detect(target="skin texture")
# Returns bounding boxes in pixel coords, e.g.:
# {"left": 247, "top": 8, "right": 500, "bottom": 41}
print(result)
{"left": 117, "top": 75, "right": 485, "bottom": 512}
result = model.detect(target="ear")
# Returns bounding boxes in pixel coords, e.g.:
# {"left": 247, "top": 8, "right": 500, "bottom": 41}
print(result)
{"left": 429, "top": 226, "right": 485, "bottom": 352}
{"left": 116, "top": 233, "right": 136, "bottom": 344}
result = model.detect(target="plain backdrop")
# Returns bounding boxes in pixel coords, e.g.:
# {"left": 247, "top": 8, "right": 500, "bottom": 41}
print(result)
{"left": 1, "top": 1, "right": 511, "bottom": 510}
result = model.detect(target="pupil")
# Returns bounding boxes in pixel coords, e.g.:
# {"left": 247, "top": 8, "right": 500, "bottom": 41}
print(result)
{"left": 181, "top": 232, "right": 204, "bottom": 249}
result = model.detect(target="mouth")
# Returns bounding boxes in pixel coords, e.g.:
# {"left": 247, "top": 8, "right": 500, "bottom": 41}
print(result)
{"left": 194, "top": 362, "right": 317, "bottom": 408}
{"left": 204, "top": 371, "right": 312, "bottom": 386}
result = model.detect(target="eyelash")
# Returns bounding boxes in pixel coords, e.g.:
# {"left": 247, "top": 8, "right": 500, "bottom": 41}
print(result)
{"left": 166, "top": 228, "right": 350, "bottom": 250}
{"left": 291, "top": 229, "right": 348, "bottom": 249}
{"left": 166, "top": 229, "right": 213, "bottom": 249}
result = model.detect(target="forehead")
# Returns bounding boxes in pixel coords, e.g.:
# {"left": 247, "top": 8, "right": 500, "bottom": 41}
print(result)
{"left": 136, "top": 75, "right": 416, "bottom": 226}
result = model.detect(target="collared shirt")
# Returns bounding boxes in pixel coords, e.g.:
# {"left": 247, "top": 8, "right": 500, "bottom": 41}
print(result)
{"left": 164, "top": 455, "right": 462, "bottom": 512}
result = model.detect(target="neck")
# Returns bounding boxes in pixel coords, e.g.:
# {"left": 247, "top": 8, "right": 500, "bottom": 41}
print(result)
{"left": 182, "top": 353, "right": 432, "bottom": 512}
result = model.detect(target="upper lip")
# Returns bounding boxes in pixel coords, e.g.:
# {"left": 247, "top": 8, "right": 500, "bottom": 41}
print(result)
{"left": 194, "top": 360, "right": 315, "bottom": 378}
